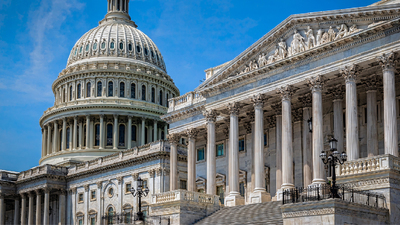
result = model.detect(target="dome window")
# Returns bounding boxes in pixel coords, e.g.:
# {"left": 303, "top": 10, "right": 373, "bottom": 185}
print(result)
{"left": 101, "top": 41, "right": 106, "bottom": 50}
{"left": 136, "top": 45, "right": 141, "bottom": 53}
{"left": 144, "top": 47, "right": 149, "bottom": 55}
{"left": 110, "top": 42, "right": 115, "bottom": 49}
{"left": 108, "top": 81, "right": 113, "bottom": 97}
{"left": 79, "top": 46, "right": 83, "bottom": 53}
{"left": 85, "top": 44, "right": 90, "bottom": 52}
{"left": 119, "top": 42, "right": 124, "bottom": 50}
{"left": 156, "top": 54, "right": 160, "bottom": 61}
{"left": 151, "top": 50, "right": 154, "bottom": 58}
{"left": 128, "top": 43, "right": 133, "bottom": 51}
{"left": 93, "top": 42, "right": 98, "bottom": 50}
{"left": 74, "top": 48, "right": 78, "bottom": 56}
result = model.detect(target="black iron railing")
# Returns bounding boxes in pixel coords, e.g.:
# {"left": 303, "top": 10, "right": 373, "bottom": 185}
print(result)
{"left": 101, "top": 213, "right": 171, "bottom": 225}
{"left": 282, "top": 184, "right": 387, "bottom": 209}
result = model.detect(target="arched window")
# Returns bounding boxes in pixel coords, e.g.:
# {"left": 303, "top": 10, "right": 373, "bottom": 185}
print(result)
{"left": 136, "top": 45, "right": 141, "bottom": 53}
{"left": 161, "top": 131, "right": 165, "bottom": 140}
{"left": 70, "top": 86, "right": 73, "bottom": 101}
{"left": 108, "top": 81, "right": 113, "bottom": 97}
{"left": 77, "top": 84, "right": 81, "bottom": 99}
{"left": 108, "top": 207, "right": 114, "bottom": 225}
{"left": 93, "top": 42, "right": 97, "bottom": 50}
{"left": 95, "top": 124, "right": 100, "bottom": 146}
{"left": 119, "top": 125, "right": 125, "bottom": 147}
{"left": 60, "top": 129, "right": 63, "bottom": 151}
{"left": 130, "top": 83, "right": 135, "bottom": 99}
{"left": 131, "top": 125, "right": 137, "bottom": 142}
{"left": 119, "top": 42, "right": 124, "bottom": 50}
{"left": 87, "top": 83, "right": 91, "bottom": 98}
{"left": 97, "top": 81, "right": 102, "bottom": 97}
{"left": 141, "top": 85, "right": 146, "bottom": 101}
{"left": 151, "top": 87, "right": 155, "bottom": 103}
{"left": 120, "top": 82, "right": 125, "bottom": 97}
{"left": 110, "top": 42, "right": 115, "bottom": 49}
{"left": 159, "top": 90, "right": 163, "bottom": 105}
{"left": 107, "top": 124, "right": 113, "bottom": 146}
{"left": 66, "top": 127, "right": 70, "bottom": 149}
{"left": 128, "top": 43, "right": 133, "bottom": 51}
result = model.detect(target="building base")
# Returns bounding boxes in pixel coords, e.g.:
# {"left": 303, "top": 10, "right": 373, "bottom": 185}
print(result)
{"left": 249, "top": 190, "right": 271, "bottom": 204}
{"left": 225, "top": 193, "right": 245, "bottom": 207}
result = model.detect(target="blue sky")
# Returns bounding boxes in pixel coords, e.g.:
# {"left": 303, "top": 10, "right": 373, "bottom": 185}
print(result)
{"left": 0, "top": 0, "right": 377, "bottom": 171}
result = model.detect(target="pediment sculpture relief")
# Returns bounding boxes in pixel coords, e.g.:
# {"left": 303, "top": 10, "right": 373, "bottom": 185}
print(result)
{"left": 236, "top": 22, "right": 375, "bottom": 76}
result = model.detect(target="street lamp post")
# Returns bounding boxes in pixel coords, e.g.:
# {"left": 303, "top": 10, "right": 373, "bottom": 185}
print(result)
{"left": 131, "top": 177, "right": 149, "bottom": 221}
{"left": 320, "top": 137, "right": 347, "bottom": 198}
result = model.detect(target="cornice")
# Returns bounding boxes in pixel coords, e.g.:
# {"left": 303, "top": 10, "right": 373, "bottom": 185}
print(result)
{"left": 161, "top": 102, "right": 205, "bottom": 124}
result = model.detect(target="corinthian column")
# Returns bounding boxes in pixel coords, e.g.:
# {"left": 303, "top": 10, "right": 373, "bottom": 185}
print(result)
{"left": 86, "top": 115, "right": 91, "bottom": 149}
{"left": 53, "top": 121, "right": 59, "bottom": 153}
{"left": 154, "top": 120, "right": 158, "bottom": 141}
{"left": 377, "top": 52, "right": 398, "bottom": 157}
{"left": 14, "top": 198, "right": 20, "bottom": 225}
{"left": 168, "top": 134, "right": 179, "bottom": 191}
{"left": 43, "top": 188, "right": 50, "bottom": 225}
{"left": 73, "top": 116, "right": 78, "bottom": 150}
{"left": 0, "top": 194, "right": 4, "bottom": 225}
{"left": 113, "top": 114, "right": 119, "bottom": 149}
{"left": 127, "top": 115, "right": 133, "bottom": 149}
{"left": 271, "top": 103, "right": 282, "bottom": 194}
{"left": 141, "top": 118, "right": 146, "bottom": 145}
{"left": 41, "top": 129, "right": 45, "bottom": 157}
{"left": 186, "top": 129, "right": 198, "bottom": 192}
{"left": 59, "top": 190, "right": 66, "bottom": 225}
{"left": 204, "top": 110, "right": 218, "bottom": 195}
{"left": 307, "top": 75, "right": 325, "bottom": 185}
{"left": 62, "top": 117, "right": 67, "bottom": 151}
{"left": 99, "top": 114, "right": 104, "bottom": 149}
{"left": 341, "top": 64, "right": 361, "bottom": 160}
{"left": 225, "top": 102, "right": 245, "bottom": 206}
{"left": 35, "top": 190, "right": 41, "bottom": 225}
{"left": 43, "top": 128, "right": 48, "bottom": 156}
{"left": 276, "top": 85, "right": 295, "bottom": 190}
{"left": 28, "top": 192, "right": 34, "bottom": 225}
{"left": 298, "top": 93, "right": 312, "bottom": 187}
{"left": 78, "top": 119, "right": 83, "bottom": 149}
{"left": 47, "top": 124, "right": 52, "bottom": 155}
{"left": 327, "top": 85, "right": 345, "bottom": 155}
{"left": 20, "top": 194, "right": 26, "bottom": 225}
{"left": 362, "top": 75, "right": 380, "bottom": 157}
{"left": 250, "top": 94, "right": 271, "bottom": 203}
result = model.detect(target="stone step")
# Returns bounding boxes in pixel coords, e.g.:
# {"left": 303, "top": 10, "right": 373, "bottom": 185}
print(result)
{"left": 194, "top": 201, "right": 283, "bottom": 225}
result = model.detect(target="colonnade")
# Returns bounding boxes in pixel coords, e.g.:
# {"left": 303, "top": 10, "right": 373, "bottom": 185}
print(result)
{"left": 168, "top": 52, "right": 398, "bottom": 205}
{"left": 0, "top": 188, "right": 66, "bottom": 225}
{"left": 41, "top": 115, "right": 168, "bottom": 158}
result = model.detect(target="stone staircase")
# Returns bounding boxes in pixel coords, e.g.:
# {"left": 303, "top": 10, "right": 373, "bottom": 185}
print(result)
{"left": 194, "top": 201, "right": 283, "bottom": 225}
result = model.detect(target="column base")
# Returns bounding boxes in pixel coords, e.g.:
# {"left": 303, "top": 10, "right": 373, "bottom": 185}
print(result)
{"left": 311, "top": 179, "right": 326, "bottom": 186}
{"left": 249, "top": 190, "right": 271, "bottom": 204}
{"left": 225, "top": 193, "right": 245, "bottom": 207}
{"left": 272, "top": 188, "right": 283, "bottom": 201}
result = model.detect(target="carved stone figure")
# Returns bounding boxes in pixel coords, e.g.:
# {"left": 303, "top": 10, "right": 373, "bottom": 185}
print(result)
{"left": 291, "top": 30, "right": 306, "bottom": 55}
{"left": 305, "top": 26, "right": 316, "bottom": 50}
{"left": 278, "top": 38, "right": 288, "bottom": 59}
{"left": 267, "top": 49, "right": 279, "bottom": 64}
{"left": 348, "top": 24, "right": 361, "bottom": 34}
{"left": 91, "top": 86, "right": 95, "bottom": 97}
{"left": 335, "top": 24, "right": 348, "bottom": 40}
{"left": 321, "top": 32, "right": 329, "bottom": 45}
{"left": 258, "top": 53, "right": 267, "bottom": 67}
{"left": 102, "top": 86, "right": 106, "bottom": 96}
{"left": 244, "top": 66, "right": 250, "bottom": 73}
{"left": 287, "top": 46, "right": 292, "bottom": 57}
{"left": 328, "top": 26, "right": 336, "bottom": 42}
{"left": 251, "top": 60, "right": 258, "bottom": 70}
{"left": 316, "top": 29, "right": 323, "bottom": 46}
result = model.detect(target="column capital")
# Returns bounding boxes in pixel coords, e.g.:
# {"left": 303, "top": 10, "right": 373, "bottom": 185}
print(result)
{"left": 74, "top": 115, "right": 78, "bottom": 120}
{"left": 128, "top": 114, "right": 133, "bottom": 119}
{"left": 132, "top": 173, "right": 139, "bottom": 181}
{"left": 271, "top": 102, "right": 282, "bottom": 115}
{"left": 34, "top": 189, "right": 42, "bottom": 195}
{"left": 340, "top": 64, "right": 362, "bottom": 82}
{"left": 227, "top": 102, "right": 240, "bottom": 116}
{"left": 362, "top": 74, "right": 381, "bottom": 91}
{"left": 99, "top": 114, "right": 104, "bottom": 119}
{"left": 116, "top": 176, "right": 123, "bottom": 184}
{"left": 62, "top": 117, "right": 67, "bottom": 122}
{"left": 203, "top": 109, "right": 218, "bottom": 123}
{"left": 149, "top": 169, "right": 156, "bottom": 178}
{"left": 377, "top": 51, "right": 397, "bottom": 71}
{"left": 69, "top": 187, "right": 77, "bottom": 194}
{"left": 298, "top": 93, "right": 312, "bottom": 107}
{"left": 43, "top": 187, "right": 51, "bottom": 193}
{"left": 19, "top": 193, "right": 26, "bottom": 199}
{"left": 27, "top": 191, "right": 35, "bottom": 197}
{"left": 59, "top": 189, "right": 67, "bottom": 195}
{"left": 113, "top": 114, "right": 118, "bottom": 119}
{"left": 251, "top": 94, "right": 266, "bottom": 108}
{"left": 96, "top": 181, "right": 103, "bottom": 189}
{"left": 186, "top": 129, "right": 199, "bottom": 139}
{"left": 167, "top": 134, "right": 179, "bottom": 144}
{"left": 276, "top": 85, "right": 295, "bottom": 101}
{"left": 307, "top": 75, "right": 324, "bottom": 92}
{"left": 326, "top": 84, "right": 345, "bottom": 100}
{"left": 86, "top": 114, "right": 91, "bottom": 119}
{"left": 83, "top": 184, "right": 89, "bottom": 192}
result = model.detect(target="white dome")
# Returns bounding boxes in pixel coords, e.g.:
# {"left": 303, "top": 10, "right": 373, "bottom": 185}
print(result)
{"left": 67, "top": 19, "right": 166, "bottom": 72}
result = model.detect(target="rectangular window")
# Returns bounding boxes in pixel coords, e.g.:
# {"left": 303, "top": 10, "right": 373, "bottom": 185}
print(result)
{"left": 180, "top": 180, "right": 187, "bottom": 190}
{"left": 125, "top": 212, "right": 131, "bottom": 223}
{"left": 197, "top": 148, "right": 205, "bottom": 161}
{"left": 90, "top": 218, "right": 95, "bottom": 225}
{"left": 216, "top": 144, "right": 224, "bottom": 157}
{"left": 239, "top": 182, "right": 245, "bottom": 197}
{"left": 91, "top": 190, "right": 96, "bottom": 200}
{"left": 217, "top": 186, "right": 224, "bottom": 205}
{"left": 126, "top": 183, "right": 132, "bottom": 193}
{"left": 79, "top": 219, "right": 83, "bottom": 225}
{"left": 78, "top": 193, "right": 84, "bottom": 203}
{"left": 239, "top": 138, "right": 245, "bottom": 152}
{"left": 143, "top": 180, "right": 148, "bottom": 189}
{"left": 264, "top": 133, "right": 268, "bottom": 146}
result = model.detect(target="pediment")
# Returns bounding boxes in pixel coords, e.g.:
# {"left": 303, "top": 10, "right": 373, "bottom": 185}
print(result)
{"left": 197, "top": 4, "right": 400, "bottom": 95}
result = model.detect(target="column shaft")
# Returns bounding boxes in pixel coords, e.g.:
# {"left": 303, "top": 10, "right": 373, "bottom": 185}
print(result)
{"left": 170, "top": 140, "right": 178, "bottom": 191}
{"left": 86, "top": 116, "right": 91, "bottom": 149}
{"left": 59, "top": 192, "right": 66, "bottom": 225}
{"left": 43, "top": 190, "right": 50, "bottom": 225}
{"left": 113, "top": 115, "right": 118, "bottom": 149}
{"left": 141, "top": 118, "right": 145, "bottom": 145}
{"left": 346, "top": 79, "right": 359, "bottom": 160}
{"left": 53, "top": 122, "right": 59, "bottom": 153}
{"left": 275, "top": 115, "right": 282, "bottom": 191}
{"left": 127, "top": 116, "right": 132, "bottom": 149}
{"left": 312, "top": 87, "right": 325, "bottom": 184}
{"left": 164, "top": 124, "right": 168, "bottom": 140}
{"left": 78, "top": 121, "right": 83, "bottom": 149}
{"left": 99, "top": 115, "right": 104, "bottom": 149}
{"left": 0, "top": 195, "right": 4, "bottom": 225}
{"left": 62, "top": 118, "right": 67, "bottom": 151}
{"left": 383, "top": 68, "right": 398, "bottom": 156}
{"left": 254, "top": 102, "right": 265, "bottom": 191}
{"left": 302, "top": 107, "right": 312, "bottom": 186}
{"left": 207, "top": 121, "right": 216, "bottom": 195}
{"left": 187, "top": 132, "right": 197, "bottom": 192}
{"left": 41, "top": 129, "right": 45, "bottom": 157}
{"left": 14, "top": 199, "right": 20, "bottom": 225}
{"left": 333, "top": 99, "right": 344, "bottom": 154}
{"left": 367, "top": 90, "right": 378, "bottom": 156}
{"left": 35, "top": 193, "right": 41, "bottom": 225}
{"left": 20, "top": 195, "right": 26, "bottom": 225}
{"left": 73, "top": 116, "right": 78, "bottom": 150}
{"left": 47, "top": 125, "right": 52, "bottom": 155}
{"left": 43, "top": 128, "right": 48, "bottom": 156}
{"left": 154, "top": 121, "right": 158, "bottom": 141}
{"left": 281, "top": 98, "right": 294, "bottom": 189}
{"left": 28, "top": 194, "right": 34, "bottom": 225}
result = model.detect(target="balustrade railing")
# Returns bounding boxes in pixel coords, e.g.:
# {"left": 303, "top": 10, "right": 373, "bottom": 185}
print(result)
{"left": 152, "top": 189, "right": 218, "bottom": 205}
{"left": 167, "top": 91, "right": 205, "bottom": 112}
{"left": 282, "top": 184, "right": 387, "bottom": 209}
{"left": 336, "top": 154, "right": 400, "bottom": 176}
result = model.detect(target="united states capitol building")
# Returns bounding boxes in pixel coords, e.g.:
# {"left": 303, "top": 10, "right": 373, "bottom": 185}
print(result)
{"left": 2, "top": 0, "right": 400, "bottom": 224}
